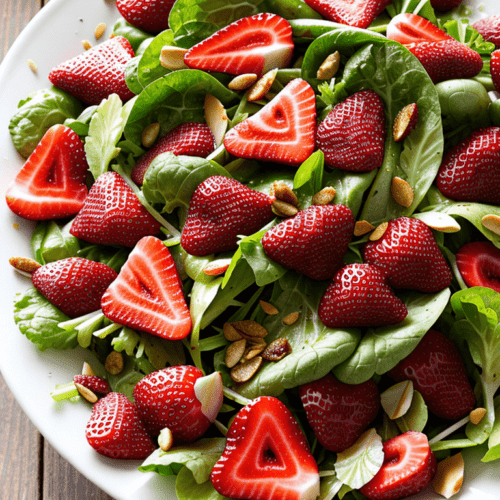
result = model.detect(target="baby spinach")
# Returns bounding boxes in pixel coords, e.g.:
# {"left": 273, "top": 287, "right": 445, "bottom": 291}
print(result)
{"left": 137, "top": 30, "right": 176, "bottom": 89}
{"left": 261, "top": 0, "right": 322, "bottom": 19}
{"left": 111, "top": 18, "right": 152, "bottom": 52}
{"left": 64, "top": 105, "right": 99, "bottom": 137}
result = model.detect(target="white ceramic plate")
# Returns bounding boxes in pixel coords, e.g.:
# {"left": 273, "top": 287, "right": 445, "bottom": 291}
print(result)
{"left": 1, "top": 1, "right": 500, "bottom": 499}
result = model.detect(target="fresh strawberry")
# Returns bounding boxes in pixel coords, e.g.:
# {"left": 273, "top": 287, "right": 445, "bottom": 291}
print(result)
{"left": 389, "top": 329, "right": 476, "bottom": 419}
{"left": 436, "top": 127, "right": 500, "bottom": 204}
{"left": 261, "top": 204, "right": 354, "bottom": 281}
{"left": 6, "top": 124, "right": 88, "bottom": 221}
{"left": 181, "top": 175, "right": 274, "bottom": 256}
{"left": 211, "top": 396, "right": 320, "bottom": 500}
{"left": 299, "top": 374, "right": 380, "bottom": 452}
{"left": 363, "top": 217, "right": 452, "bottom": 293}
{"left": 224, "top": 78, "right": 316, "bottom": 166}
{"left": 133, "top": 366, "right": 223, "bottom": 440}
{"left": 101, "top": 236, "right": 191, "bottom": 340}
{"left": 386, "top": 13, "right": 450, "bottom": 44}
{"left": 429, "top": 0, "right": 462, "bottom": 11}
{"left": 131, "top": 122, "right": 215, "bottom": 186}
{"left": 360, "top": 431, "right": 436, "bottom": 500}
{"left": 116, "top": 0, "right": 174, "bottom": 33}
{"left": 184, "top": 13, "right": 294, "bottom": 76}
{"left": 70, "top": 171, "right": 161, "bottom": 248}
{"left": 31, "top": 257, "right": 117, "bottom": 318}
{"left": 303, "top": 0, "right": 393, "bottom": 29}
{"left": 73, "top": 375, "right": 111, "bottom": 396}
{"left": 48, "top": 36, "right": 135, "bottom": 105}
{"left": 85, "top": 392, "right": 155, "bottom": 459}
{"left": 318, "top": 263, "right": 408, "bottom": 328}
{"left": 491, "top": 49, "right": 500, "bottom": 92}
{"left": 316, "top": 90, "right": 387, "bottom": 172}
{"left": 473, "top": 15, "right": 500, "bottom": 48}
{"left": 456, "top": 241, "right": 500, "bottom": 293}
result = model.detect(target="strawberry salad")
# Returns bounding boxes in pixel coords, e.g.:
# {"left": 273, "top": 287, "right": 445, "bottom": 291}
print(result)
{"left": 6, "top": 0, "right": 500, "bottom": 499}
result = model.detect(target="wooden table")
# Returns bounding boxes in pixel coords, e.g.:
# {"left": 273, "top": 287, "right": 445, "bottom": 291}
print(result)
{"left": 0, "top": 1, "right": 114, "bottom": 498}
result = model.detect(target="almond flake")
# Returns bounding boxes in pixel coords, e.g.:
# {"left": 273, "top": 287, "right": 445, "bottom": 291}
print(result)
{"left": 225, "top": 339, "right": 247, "bottom": 368}
{"left": 481, "top": 214, "right": 500, "bottom": 236}
{"left": 158, "top": 427, "right": 174, "bottom": 452}
{"left": 94, "top": 22, "right": 106, "bottom": 40}
{"left": 262, "top": 338, "right": 292, "bottom": 361}
{"left": 312, "top": 187, "right": 336, "bottom": 205}
{"left": 273, "top": 181, "right": 298, "bottom": 206}
{"left": 369, "top": 222, "right": 388, "bottom": 241}
{"left": 469, "top": 407, "right": 487, "bottom": 425}
{"left": 204, "top": 94, "right": 228, "bottom": 147}
{"left": 82, "top": 40, "right": 92, "bottom": 51}
{"left": 432, "top": 453, "right": 464, "bottom": 499}
{"left": 260, "top": 300, "right": 279, "bottom": 315}
{"left": 247, "top": 68, "right": 278, "bottom": 102}
{"left": 160, "top": 45, "right": 188, "bottom": 70}
{"left": 272, "top": 199, "right": 298, "bottom": 218}
{"left": 223, "top": 322, "right": 243, "bottom": 341}
{"left": 27, "top": 59, "right": 38, "bottom": 73}
{"left": 230, "top": 356, "right": 263, "bottom": 383}
{"left": 414, "top": 212, "right": 461, "bottom": 233}
{"left": 141, "top": 122, "right": 160, "bottom": 148}
{"left": 82, "top": 362, "right": 96, "bottom": 377}
{"left": 105, "top": 351, "right": 124, "bottom": 375}
{"left": 316, "top": 51, "right": 340, "bottom": 80}
{"left": 231, "top": 320, "right": 268, "bottom": 339}
{"left": 9, "top": 256, "right": 41, "bottom": 275}
{"left": 228, "top": 73, "right": 258, "bottom": 91}
{"left": 75, "top": 382, "right": 98, "bottom": 404}
{"left": 381, "top": 380, "right": 414, "bottom": 420}
{"left": 283, "top": 312, "right": 299, "bottom": 325}
{"left": 354, "top": 220, "right": 375, "bottom": 237}
{"left": 391, "top": 177, "right": 414, "bottom": 208}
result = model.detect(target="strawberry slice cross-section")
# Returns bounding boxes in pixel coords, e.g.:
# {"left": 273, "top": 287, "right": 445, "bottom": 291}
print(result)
{"left": 101, "top": 236, "right": 192, "bottom": 340}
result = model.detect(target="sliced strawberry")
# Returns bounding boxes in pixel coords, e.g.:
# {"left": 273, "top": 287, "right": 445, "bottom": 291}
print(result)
{"left": 131, "top": 122, "right": 215, "bottom": 186}
{"left": 473, "top": 15, "right": 500, "bottom": 49}
{"left": 456, "top": 241, "right": 500, "bottom": 293}
{"left": 491, "top": 49, "right": 500, "bottom": 92}
{"left": 6, "top": 124, "right": 88, "bottom": 221}
{"left": 116, "top": 0, "right": 174, "bottom": 33}
{"left": 261, "top": 204, "right": 355, "bottom": 281}
{"left": 318, "top": 263, "right": 408, "bottom": 328}
{"left": 101, "top": 236, "right": 192, "bottom": 340}
{"left": 316, "top": 90, "right": 386, "bottom": 172}
{"left": 386, "top": 13, "right": 452, "bottom": 44}
{"left": 70, "top": 171, "right": 161, "bottom": 248}
{"left": 85, "top": 392, "right": 155, "bottom": 459}
{"left": 181, "top": 175, "right": 274, "bottom": 256}
{"left": 133, "top": 366, "right": 223, "bottom": 440}
{"left": 31, "top": 257, "right": 117, "bottom": 318}
{"left": 299, "top": 374, "right": 380, "bottom": 452}
{"left": 184, "top": 13, "right": 294, "bottom": 76}
{"left": 360, "top": 431, "right": 436, "bottom": 500}
{"left": 363, "top": 217, "right": 452, "bottom": 293}
{"left": 211, "top": 396, "right": 320, "bottom": 500}
{"left": 304, "top": 0, "right": 393, "bottom": 29}
{"left": 436, "top": 127, "right": 500, "bottom": 204}
{"left": 224, "top": 78, "right": 316, "bottom": 166}
{"left": 389, "top": 329, "right": 476, "bottom": 419}
{"left": 73, "top": 375, "right": 111, "bottom": 396}
{"left": 48, "top": 36, "right": 135, "bottom": 105}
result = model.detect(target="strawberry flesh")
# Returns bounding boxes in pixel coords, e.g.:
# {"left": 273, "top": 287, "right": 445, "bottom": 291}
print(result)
{"left": 456, "top": 241, "right": 500, "bottom": 293}
{"left": 116, "top": 0, "right": 175, "bottom": 33}
{"left": 386, "top": 13, "right": 451, "bottom": 44}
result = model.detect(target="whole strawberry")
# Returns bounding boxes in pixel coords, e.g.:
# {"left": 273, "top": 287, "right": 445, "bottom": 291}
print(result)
{"left": 491, "top": 49, "right": 500, "bottom": 93}
{"left": 116, "top": 0, "right": 174, "bottom": 33}
{"left": 73, "top": 375, "right": 111, "bottom": 396}
{"left": 473, "top": 15, "right": 500, "bottom": 48}
{"left": 389, "top": 329, "right": 476, "bottom": 419}
{"left": 456, "top": 241, "right": 500, "bottom": 292}
{"left": 316, "top": 90, "right": 386, "bottom": 172}
{"left": 363, "top": 217, "right": 452, "bottom": 293}
{"left": 261, "top": 204, "right": 355, "bottom": 281}
{"left": 299, "top": 374, "right": 380, "bottom": 452}
{"left": 31, "top": 257, "right": 117, "bottom": 318}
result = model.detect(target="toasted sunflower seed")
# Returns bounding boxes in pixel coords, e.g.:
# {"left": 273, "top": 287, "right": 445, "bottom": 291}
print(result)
{"left": 273, "top": 181, "right": 298, "bottom": 207}
{"left": 205, "top": 94, "right": 228, "bottom": 147}
{"left": 228, "top": 73, "right": 258, "bottom": 91}
{"left": 27, "top": 59, "right": 38, "bottom": 73}
{"left": 481, "top": 214, "right": 500, "bottom": 236}
{"left": 272, "top": 199, "right": 298, "bottom": 218}
{"left": 242, "top": 344, "right": 266, "bottom": 361}
{"left": 247, "top": 68, "right": 278, "bottom": 102}
{"left": 283, "top": 312, "right": 299, "bottom": 326}
{"left": 391, "top": 177, "right": 414, "bottom": 208}
{"left": 231, "top": 320, "right": 268, "bottom": 338}
{"left": 432, "top": 453, "right": 464, "bottom": 499}
{"left": 230, "top": 356, "right": 263, "bottom": 383}
{"left": 354, "top": 220, "right": 375, "bottom": 237}
{"left": 316, "top": 51, "right": 340, "bottom": 80}
{"left": 82, "top": 362, "right": 96, "bottom": 377}
{"left": 82, "top": 40, "right": 92, "bottom": 51}
{"left": 105, "top": 351, "right": 124, "bottom": 375}
{"left": 225, "top": 339, "right": 247, "bottom": 368}
{"left": 141, "top": 122, "right": 160, "bottom": 148}
{"left": 75, "top": 383, "right": 98, "bottom": 403}
{"left": 260, "top": 300, "right": 279, "bottom": 315}
{"left": 223, "top": 322, "right": 243, "bottom": 341}
{"left": 369, "top": 222, "right": 389, "bottom": 241}
{"left": 158, "top": 427, "right": 174, "bottom": 452}
{"left": 312, "top": 187, "right": 336, "bottom": 205}
{"left": 160, "top": 45, "right": 188, "bottom": 70}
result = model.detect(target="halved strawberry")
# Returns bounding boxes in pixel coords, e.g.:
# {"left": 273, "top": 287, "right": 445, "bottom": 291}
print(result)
{"left": 261, "top": 204, "right": 355, "bottom": 281}
{"left": 386, "top": 13, "right": 452, "bottom": 44}
{"left": 436, "top": 127, "right": 500, "bottom": 204}
{"left": 224, "top": 78, "right": 316, "bottom": 166}
{"left": 456, "top": 241, "right": 500, "bottom": 293}
{"left": 6, "top": 124, "right": 88, "bottom": 221}
{"left": 304, "top": 0, "right": 393, "bottom": 29}
{"left": 73, "top": 374, "right": 111, "bottom": 396}
{"left": 316, "top": 90, "right": 386, "bottom": 172}
{"left": 210, "top": 396, "right": 320, "bottom": 500}
{"left": 70, "top": 171, "right": 161, "bottom": 248}
{"left": 85, "top": 392, "right": 155, "bottom": 459}
{"left": 299, "top": 374, "right": 380, "bottom": 452}
{"left": 101, "top": 236, "right": 191, "bottom": 340}
{"left": 491, "top": 49, "right": 500, "bottom": 92}
{"left": 473, "top": 15, "right": 500, "bottom": 49}
{"left": 389, "top": 329, "right": 476, "bottom": 419}
{"left": 31, "top": 257, "right": 117, "bottom": 318}
{"left": 131, "top": 122, "right": 215, "bottom": 186}
{"left": 360, "top": 431, "right": 436, "bottom": 500}
{"left": 116, "top": 0, "right": 174, "bottom": 33}
{"left": 181, "top": 175, "right": 274, "bottom": 256}
{"left": 48, "top": 36, "right": 135, "bottom": 105}
{"left": 184, "top": 13, "right": 294, "bottom": 76}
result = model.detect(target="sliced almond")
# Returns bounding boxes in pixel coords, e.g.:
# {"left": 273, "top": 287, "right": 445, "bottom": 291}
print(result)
{"left": 9, "top": 256, "right": 41, "bottom": 275}
{"left": 369, "top": 222, "right": 389, "bottom": 241}
{"left": 391, "top": 177, "right": 414, "bottom": 208}
{"left": 381, "top": 380, "right": 414, "bottom": 420}
{"left": 393, "top": 103, "right": 418, "bottom": 143}
{"left": 283, "top": 312, "right": 299, "bottom": 326}
{"left": 82, "top": 362, "right": 96, "bottom": 377}
{"left": 230, "top": 356, "right": 263, "bottom": 383}
{"left": 75, "top": 382, "right": 98, "bottom": 404}
{"left": 312, "top": 187, "right": 336, "bottom": 205}
{"left": 141, "top": 122, "right": 160, "bottom": 148}
{"left": 225, "top": 339, "right": 247, "bottom": 368}
{"left": 247, "top": 68, "right": 278, "bottom": 102}
{"left": 82, "top": 40, "right": 92, "bottom": 51}
{"left": 228, "top": 73, "right": 258, "bottom": 91}
{"left": 272, "top": 199, "right": 298, "bottom": 218}
{"left": 273, "top": 181, "right": 298, "bottom": 207}
{"left": 414, "top": 212, "right": 461, "bottom": 233}
{"left": 204, "top": 94, "right": 228, "bottom": 147}
{"left": 432, "top": 453, "right": 464, "bottom": 499}
{"left": 94, "top": 22, "right": 106, "bottom": 40}
{"left": 316, "top": 51, "right": 340, "bottom": 80}
{"left": 242, "top": 344, "right": 266, "bottom": 361}
{"left": 223, "top": 322, "right": 243, "bottom": 341}
{"left": 354, "top": 220, "right": 375, "bottom": 237}
{"left": 469, "top": 407, "right": 487, "bottom": 425}
{"left": 481, "top": 214, "right": 500, "bottom": 236}
{"left": 105, "top": 351, "right": 124, "bottom": 375}
{"left": 262, "top": 338, "right": 292, "bottom": 361}
{"left": 231, "top": 320, "right": 268, "bottom": 339}
{"left": 158, "top": 427, "right": 174, "bottom": 452}
{"left": 27, "top": 59, "right": 38, "bottom": 73}
{"left": 260, "top": 300, "right": 279, "bottom": 316}
{"left": 159, "top": 45, "right": 188, "bottom": 70}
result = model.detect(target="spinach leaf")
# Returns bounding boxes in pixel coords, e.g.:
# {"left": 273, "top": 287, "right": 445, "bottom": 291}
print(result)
{"left": 293, "top": 150, "right": 324, "bottom": 209}
{"left": 175, "top": 466, "right": 228, "bottom": 500}
{"left": 112, "top": 18, "right": 152, "bottom": 52}
{"left": 64, "top": 105, "right": 99, "bottom": 137}
{"left": 260, "top": 0, "right": 322, "bottom": 19}
{"left": 125, "top": 56, "right": 143, "bottom": 95}
{"left": 31, "top": 220, "right": 80, "bottom": 264}
{"left": 137, "top": 30, "right": 176, "bottom": 89}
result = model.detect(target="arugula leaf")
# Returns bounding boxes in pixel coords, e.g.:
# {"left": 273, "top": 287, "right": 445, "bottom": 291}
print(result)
{"left": 31, "top": 220, "right": 80, "bottom": 264}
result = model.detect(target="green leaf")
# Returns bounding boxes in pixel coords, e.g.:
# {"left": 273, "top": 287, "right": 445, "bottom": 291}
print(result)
{"left": 395, "top": 390, "right": 428, "bottom": 433}
{"left": 31, "top": 220, "right": 80, "bottom": 265}
{"left": 124, "top": 56, "right": 143, "bottom": 95}
{"left": 261, "top": 0, "right": 323, "bottom": 19}
{"left": 483, "top": 400, "right": 500, "bottom": 462}
{"left": 293, "top": 150, "right": 324, "bottom": 209}
{"left": 137, "top": 30, "right": 175, "bottom": 89}
{"left": 112, "top": 18, "right": 152, "bottom": 52}
{"left": 175, "top": 466, "right": 231, "bottom": 500}
{"left": 385, "top": 0, "right": 437, "bottom": 23}
{"left": 442, "top": 19, "right": 495, "bottom": 54}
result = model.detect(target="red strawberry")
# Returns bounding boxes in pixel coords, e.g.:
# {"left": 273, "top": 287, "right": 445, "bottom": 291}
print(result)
{"left": 386, "top": 13, "right": 450, "bottom": 44}
{"left": 211, "top": 396, "right": 320, "bottom": 500}
{"left": 299, "top": 374, "right": 380, "bottom": 452}
{"left": 73, "top": 375, "right": 111, "bottom": 396}
{"left": 181, "top": 175, "right": 274, "bottom": 256}
{"left": 363, "top": 217, "right": 452, "bottom": 293}
{"left": 429, "top": 0, "right": 462, "bottom": 11}
{"left": 48, "top": 36, "right": 135, "bottom": 105}
{"left": 473, "top": 15, "right": 500, "bottom": 49}
{"left": 224, "top": 78, "right": 316, "bottom": 166}
{"left": 261, "top": 204, "right": 355, "bottom": 281}
{"left": 318, "top": 263, "right": 408, "bottom": 328}
{"left": 316, "top": 90, "right": 387, "bottom": 172}
{"left": 85, "top": 392, "right": 155, "bottom": 459}
{"left": 184, "top": 13, "right": 294, "bottom": 76}
{"left": 360, "top": 431, "right": 436, "bottom": 500}
{"left": 101, "top": 236, "right": 191, "bottom": 340}
{"left": 133, "top": 366, "right": 223, "bottom": 440}
{"left": 436, "top": 127, "right": 500, "bottom": 204}
{"left": 70, "top": 171, "right": 161, "bottom": 248}
{"left": 131, "top": 122, "right": 215, "bottom": 186}
{"left": 303, "top": 0, "right": 393, "bottom": 29}
{"left": 491, "top": 49, "right": 500, "bottom": 92}
{"left": 6, "top": 124, "right": 88, "bottom": 221}
{"left": 116, "top": 0, "right": 174, "bottom": 33}
{"left": 456, "top": 241, "right": 500, "bottom": 293}
{"left": 389, "top": 329, "right": 476, "bottom": 419}
{"left": 31, "top": 257, "right": 117, "bottom": 318}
